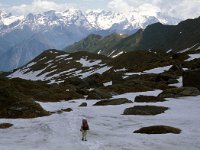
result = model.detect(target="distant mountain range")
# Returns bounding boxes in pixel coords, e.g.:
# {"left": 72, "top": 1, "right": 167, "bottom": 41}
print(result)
{"left": 65, "top": 17, "right": 200, "bottom": 57}
{"left": 0, "top": 9, "right": 180, "bottom": 71}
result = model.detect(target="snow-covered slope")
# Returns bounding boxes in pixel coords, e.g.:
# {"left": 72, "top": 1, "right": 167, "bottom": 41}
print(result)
{"left": 8, "top": 50, "right": 111, "bottom": 83}
{"left": 1, "top": 90, "right": 200, "bottom": 150}
{"left": 0, "top": 12, "right": 23, "bottom": 26}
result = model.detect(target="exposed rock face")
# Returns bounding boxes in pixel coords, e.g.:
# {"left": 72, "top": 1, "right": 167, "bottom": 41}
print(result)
{"left": 61, "top": 108, "right": 73, "bottom": 112}
{"left": 168, "top": 65, "right": 184, "bottom": 75}
{"left": 155, "top": 73, "right": 178, "bottom": 84}
{"left": 93, "top": 98, "right": 132, "bottom": 106}
{"left": 84, "top": 73, "right": 104, "bottom": 87}
{"left": 79, "top": 102, "right": 87, "bottom": 107}
{"left": 158, "top": 87, "right": 200, "bottom": 98}
{"left": 65, "top": 77, "right": 90, "bottom": 89}
{"left": 134, "top": 95, "right": 165, "bottom": 103}
{"left": 35, "top": 91, "right": 84, "bottom": 102}
{"left": 0, "top": 87, "right": 50, "bottom": 118}
{"left": 87, "top": 89, "right": 112, "bottom": 99}
{"left": 0, "top": 123, "right": 13, "bottom": 129}
{"left": 183, "top": 69, "right": 200, "bottom": 90}
{"left": 123, "top": 105, "right": 168, "bottom": 115}
{"left": 134, "top": 125, "right": 181, "bottom": 134}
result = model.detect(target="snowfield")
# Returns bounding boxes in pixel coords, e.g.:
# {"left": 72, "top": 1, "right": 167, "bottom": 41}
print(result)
{"left": 1, "top": 90, "right": 200, "bottom": 150}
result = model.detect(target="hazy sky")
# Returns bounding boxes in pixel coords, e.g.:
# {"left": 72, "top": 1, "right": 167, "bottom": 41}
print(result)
{"left": 1, "top": 0, "right": 200, "bottom": 19}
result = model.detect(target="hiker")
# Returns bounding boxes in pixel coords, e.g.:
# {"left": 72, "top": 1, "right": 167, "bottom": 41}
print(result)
{"left": 80, "top": 118, "right": 89, "bottom": 141}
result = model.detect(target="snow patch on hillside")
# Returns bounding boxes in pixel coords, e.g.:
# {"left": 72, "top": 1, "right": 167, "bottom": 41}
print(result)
{"left": 169, "top": 77, "right": 183, "bottom": 87}
{"left": 77, "top": 58, "right": 102, "bottom": 67}
{"left": 103, "top": 81, "right": 112, "bottom": 87}
{"left": 143, "top": 65, "right": 172, "bottom": 74}
{"left": 185, "top": 53, "right": 200, "bottom": 61}
{"left": 112, "top": 51, "right": 124, "bottom": 58}
{"left": 178, "top": 44, "right": 199, "bottom": 53}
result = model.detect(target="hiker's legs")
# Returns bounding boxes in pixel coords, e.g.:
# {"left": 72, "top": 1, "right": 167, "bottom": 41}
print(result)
{"left": 82, "top": 130, "right": 87, "bottom": 141}
{"left": 81, "top": 131, "right": 84, "bottom": 140}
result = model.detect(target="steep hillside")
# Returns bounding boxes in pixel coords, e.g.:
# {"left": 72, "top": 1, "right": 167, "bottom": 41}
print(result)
{"left": 64, "top": 33, "right": 128, "bottom": 55}
{"left": 8, "top": 50, "right": 111, "bottom": 83}
{"left": 64, "top": 34, "right": 102, "bottom": 53}
{"left": 111, "top": 17, "right": 200, "bottom": 55}
{"left": 0, "top": 34, "right": 55, "bottom": 71}
{"left": 65, "top": 17, "right": 200, "bottom": 57}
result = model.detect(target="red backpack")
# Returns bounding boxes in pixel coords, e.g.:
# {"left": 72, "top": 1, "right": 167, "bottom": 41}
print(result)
{"left": 82, "top": 119, "right": 89, "bottom": 130}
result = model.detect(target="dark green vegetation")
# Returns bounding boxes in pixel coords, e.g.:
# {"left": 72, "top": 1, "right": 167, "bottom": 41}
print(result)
{"left": 65, "top": 17, "right": 200, "bottom": 57}
{"left": 64, "top": 33, "right": 128, "bottom": 55}
{"left": 134, "top": 125, "right": 181, "bottom": 134}
{"left": 0, "top": 123, "right": 13, "bottom": 129}
{"left": 123, "top": 105, "right": 168, "bottom": 115}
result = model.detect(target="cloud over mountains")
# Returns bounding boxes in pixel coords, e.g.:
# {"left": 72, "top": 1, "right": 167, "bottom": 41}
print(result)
{"left": 0, "top": 0, "right": 200, "bottom": 20}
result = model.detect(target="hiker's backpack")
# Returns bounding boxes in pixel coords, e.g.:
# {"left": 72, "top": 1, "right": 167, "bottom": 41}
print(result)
{"left": 82, "top": 119, "right": 89, "bottom": 130}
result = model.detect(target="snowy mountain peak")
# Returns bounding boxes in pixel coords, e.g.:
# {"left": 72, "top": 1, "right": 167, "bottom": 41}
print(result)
{"left": 0, "top": 8, "right": 180, "bottom": 32}
{"left": 0, "top": 10, "right": 9, "bottom": 18}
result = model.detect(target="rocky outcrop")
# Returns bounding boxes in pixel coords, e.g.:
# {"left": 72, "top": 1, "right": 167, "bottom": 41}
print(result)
{"left": 123, "top": 105, "right": 168, "bottom": 115}
{"left": 168, "top": 65, "right": 184, "bottom": 75}
{"left": 183, "top": 69, "right": 200, "bottom": 90}
{"left": 93, "top": 98, "right": 132, "bottom": 106}
{"left": 134, "top": 95, "right": 165, "bottom": 103}
{"left": 79, "top": 102, "right": 87, "bottom": 107}
{"left": 0, "top": 87, "right": 50, "bottom": 118}
{"left": 158, "top": 87, "right": 200, "bottom": 98}
{"left": 61, "top": 108, "right": 73, "bottom": 112}
{"left": 134, "top": 125, "right": 181, "bottom": 134}
{"left": 87, "top": 89, "right": 112, "bottom": 100}
{"left": 0, "top": 123, "right": 13, "bottom": 129}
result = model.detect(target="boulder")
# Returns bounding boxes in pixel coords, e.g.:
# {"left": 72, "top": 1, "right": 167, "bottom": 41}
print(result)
{"left": 61, "top": 108, "right": 73, "bottom": 112}
{"left": 84, "top": 73, "right": 104, "bottom": 87}
{"left": 134, "top": 125, "right": 181, "bottom": 134}
{"left": 0, "top": 123, "right": 13, "bottom": 129}
{"left": 87, "top": 89, "right": 112, "bottom": 100}
{"left": 93, "top": 98, "right": 132, "bottom": 106}
{"left": 158, "top": 87, "right": 200, "bottom": 98}
{"left": 135, "top": 95, "right": 165, "bottom": 103}
{"left": 123, "top": 105, "right": 168, "bottom": 115}
{"left": 168, "top": 65, "right": 184, "bottom": 75}
{"left": 155, "top": 73, "right": 178, "bottom": 83}
{"left": 167, "top": 79, "right": 179, "bottom": 84}
{"left": 79, "top": 102, "right": 87, "bottom": 107}
{"left": 0, "top": 87, "right": 50, "bottom": 118}
{"left": 64, "top": 77, "right": 90, "bottom": 88}
{"left": 183, "top": 69, "right": 200, "bottom": 90}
